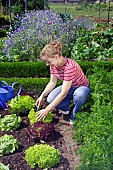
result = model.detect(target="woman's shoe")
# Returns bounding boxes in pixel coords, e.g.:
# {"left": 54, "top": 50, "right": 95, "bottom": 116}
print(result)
{"left": 67, "top": 120, "right": 74, "bottom": 127}
{"left": 59, "top": 110, "right": 69, "bottom": 114}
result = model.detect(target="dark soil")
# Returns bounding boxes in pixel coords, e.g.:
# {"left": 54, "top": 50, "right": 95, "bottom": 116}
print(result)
{"left": 0, "top": 91, "right": 80, "bottom": 170}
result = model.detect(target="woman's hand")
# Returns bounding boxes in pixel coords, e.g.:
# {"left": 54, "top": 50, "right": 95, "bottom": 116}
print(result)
{"left": 35, "top": 96, "right": 44, "bottom": 108}
{"left": 36, "top": 109, "right": 48, "bottom": 121}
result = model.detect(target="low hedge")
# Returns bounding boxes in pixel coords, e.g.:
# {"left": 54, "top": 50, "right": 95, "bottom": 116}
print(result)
{"left": 0, "top": 61, "right": 113, "bottom": 78}
{"left": 0, "top": 78, "right": 62, "bottom": 93}
{"left": 0, "top": 62, "right": 50, "bottom": 78}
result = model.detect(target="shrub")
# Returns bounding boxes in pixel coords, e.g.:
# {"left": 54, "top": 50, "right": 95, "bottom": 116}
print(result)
{"left": 0, "top": 61, "right": 49, "bottom": 77}
{"left": 25, "top": 143, "right": 60, "bottom": 169}
{"left": 2, "top": 10, "right": 75, "bottom": 62}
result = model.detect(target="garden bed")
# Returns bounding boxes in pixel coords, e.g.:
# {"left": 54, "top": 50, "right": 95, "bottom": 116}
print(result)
{"left": 0, "top": 91, "right": 80, "bottom": 170}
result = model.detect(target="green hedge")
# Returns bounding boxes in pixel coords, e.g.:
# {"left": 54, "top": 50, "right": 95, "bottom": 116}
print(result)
{"left": 0, "top": 61, "right": 113, "bottom": 78}
{"left": 0, "top": 62, "right": 50, "bottom": 78}
{"left": 0, "top": 78, "right": 62, "bottom": 92}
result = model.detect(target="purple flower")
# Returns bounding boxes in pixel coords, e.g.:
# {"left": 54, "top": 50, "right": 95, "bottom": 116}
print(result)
{"left": 3, "top": 10, "right": 75, "bottom": 62}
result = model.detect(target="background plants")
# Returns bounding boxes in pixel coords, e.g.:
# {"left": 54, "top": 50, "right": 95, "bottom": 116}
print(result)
{"left": 71, "top": 23, "right": 113, "bottom": 61}
{"left": 0, "top": 2, "right": 113, "bottom": 169}
{"left": 2, "top": 10, "right": 75, "bottom": 62}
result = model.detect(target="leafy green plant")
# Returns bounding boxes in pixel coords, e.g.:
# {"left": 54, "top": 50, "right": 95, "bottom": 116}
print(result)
{"left": 0, "top": 162, "right": 10, "bottom": 170}
{"left": 71, "top": 23, "right": 113, "bottom": 61}
{"left": 74, "top": 69, "right": 113, "bottom": 170}
{"left": 28, "top": 108, "right": 53, "bottom": 125}
{"left": 0, "top": 114, "right": 22, "bottom": 132}
{"left": 25, "top": 143, "right": 60, "bottom": 169}
{"left": 8, "top": 95, "right": 35, "bottom": 115}
{"left": 0, "top": 134, "right": 20, "bottom": 156}
{"left": 0, "top": 38, "right": 7, "bottom": 61}
{"left": 27, "top": 121, "right": 55, "bottom": 141}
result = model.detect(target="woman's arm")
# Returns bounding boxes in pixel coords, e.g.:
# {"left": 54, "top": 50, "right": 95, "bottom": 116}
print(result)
{"left": 40, "top": 74, "right": 57, "bottom": 98}
{"left": 36, "top": 74, "right": 57, "bottom": 107}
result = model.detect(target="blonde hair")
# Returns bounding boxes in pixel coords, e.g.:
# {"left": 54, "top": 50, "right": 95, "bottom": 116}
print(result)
{"left": 40, "top": 40, "right": 62, "bottom": 59}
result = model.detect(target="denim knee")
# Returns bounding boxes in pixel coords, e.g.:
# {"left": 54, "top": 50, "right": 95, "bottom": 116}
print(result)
{"left": 47, "top": 95, "right": 53, "bottom": 104}
{"left": 70, "top": 86, "right": 90, "bottom": 121}
{"left": 73, "top": 86, "right": 90, "bottom": 105}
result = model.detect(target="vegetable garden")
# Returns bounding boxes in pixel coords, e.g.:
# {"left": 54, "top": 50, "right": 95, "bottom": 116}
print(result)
{"left": 0, "top": 1, "right": 113, "bottom": 170}
{"left": 0, "top": 92, "right": 80, "bottom": 170}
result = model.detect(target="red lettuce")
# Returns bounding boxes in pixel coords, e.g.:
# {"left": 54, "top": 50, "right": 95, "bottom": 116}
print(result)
{"left": 27, "top": 121, "right": 55, "bottom": 141}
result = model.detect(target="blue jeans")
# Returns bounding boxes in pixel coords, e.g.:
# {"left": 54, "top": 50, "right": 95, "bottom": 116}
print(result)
{"left": 47, "top": 85, "right": 90, "bottom": 121}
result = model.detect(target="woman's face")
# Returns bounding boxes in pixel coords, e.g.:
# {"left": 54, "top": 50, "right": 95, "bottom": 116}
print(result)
{"left": 42, "top": 55, "right": 59, "bottom": 67}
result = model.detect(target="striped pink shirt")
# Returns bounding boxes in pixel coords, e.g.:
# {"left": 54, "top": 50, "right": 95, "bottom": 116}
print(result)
{"left": 50, "top": 58, "right": 89, "bottom": 88}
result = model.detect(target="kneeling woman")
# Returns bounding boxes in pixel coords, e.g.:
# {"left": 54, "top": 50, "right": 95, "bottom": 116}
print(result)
{"left": 36, "top": 40, "right": 90, "bottom": 126}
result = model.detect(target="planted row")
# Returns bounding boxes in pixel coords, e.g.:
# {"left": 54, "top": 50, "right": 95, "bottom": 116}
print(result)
{"left": 0, "top": 95, "right": 61, "bottom": 169}
{"left": 74, "top": 68, "right": 113, "bottom": 170}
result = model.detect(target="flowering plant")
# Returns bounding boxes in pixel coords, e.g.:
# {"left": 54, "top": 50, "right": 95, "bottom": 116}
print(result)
{"left": 2, "top": 10, "right": 75, "bottom": 62}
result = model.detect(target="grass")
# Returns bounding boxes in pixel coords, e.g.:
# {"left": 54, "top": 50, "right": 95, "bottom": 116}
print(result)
{"left": 50, "top": 4, "right": 113, "bottom": 20}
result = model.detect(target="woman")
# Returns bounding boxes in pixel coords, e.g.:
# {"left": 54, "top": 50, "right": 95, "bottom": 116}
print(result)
{"left": 36, "top": 40, "right": 90, "bottom": 126}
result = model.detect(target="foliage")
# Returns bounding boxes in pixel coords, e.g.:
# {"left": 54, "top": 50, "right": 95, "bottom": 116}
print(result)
{"left": 71, "top": 23, "right": 113, "bottom": 61}
{"left": 0, "top": 114, "right": 22, "bottom": 132}
{"left": 27, "top": 0, "right": 45, "bottom": 10}
{"left": 0, "top": 29, "right": 8, "bottom": 38}
{"left": 0, "top": 61, "right": 50, "bottom": 77}
{"left": 28, "top": 108, "right": 53, "bottom": 125}
{"left": 25, "top": 143, "right": 60, "bottom": 169}
{"left": 59, "top": 12, "right": 73, "bottom": 22}
{"left": 0, "top": 38, "right": 7, "bottom": 61}
{"left": 0, "top": 77, "right": 62, "bottom": 92}
{"left": 2, "top": 10, "right": 75, "bottom": 62}
{"left": 0, "top": 0, "right": 45, "bottom": 15}
{"left": 27, "top": 121, "right": 55, "bottom": 141}
{"left": 0, "top": 61, "right": 113, "bottom": 78}
{"left": 0, "top": 14, "right": 9, "bottom": 25}
{"left": 0, "top": 162, "right": 10, "bottom": 170}
{"left": 0, "top": 134, "right": 20, "bottom": 156}
{"left": 8, "top": 95, "right": 35, "bottom": 115}
{"left": 11, "top": 3, "right": 24, "bottom": 16}
{"left": 74, "top": 69, "right": 113, "bottom": 170}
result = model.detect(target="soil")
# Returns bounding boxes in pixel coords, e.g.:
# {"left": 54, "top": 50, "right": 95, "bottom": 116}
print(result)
{"left": 0, "top": 91, "right": 80, "bottom": 170}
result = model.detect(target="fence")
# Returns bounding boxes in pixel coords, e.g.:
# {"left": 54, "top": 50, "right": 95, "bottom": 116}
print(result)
{"left": 50, "top": 0, "right": 80, "bottom": 4}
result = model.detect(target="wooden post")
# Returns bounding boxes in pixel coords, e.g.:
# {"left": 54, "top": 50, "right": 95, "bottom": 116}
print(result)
{"left": 9, "top": 0, "right": 12, "bottom": 29}
{"left": 24, "top": 0, "right": 27, "bottom": 12}
{"left": 108, "top": 0, "right": 110, "bottom": 25}
{"left": 65, "top": 0, "right": 68, "bottom": 4}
